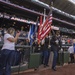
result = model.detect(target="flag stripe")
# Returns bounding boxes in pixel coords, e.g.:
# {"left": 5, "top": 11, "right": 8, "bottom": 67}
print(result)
{"left": 41, "top": 26, "right": 51, "bottom": 40}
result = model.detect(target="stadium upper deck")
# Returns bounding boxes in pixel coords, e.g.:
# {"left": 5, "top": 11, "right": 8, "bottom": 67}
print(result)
{"left": 40, "top": 0, "right": 75, "bottom": 15}
{"left": 0, "top": 0, "right": 75, "bottom": 34}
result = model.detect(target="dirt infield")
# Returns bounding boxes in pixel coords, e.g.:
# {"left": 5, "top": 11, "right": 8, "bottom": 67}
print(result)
{"left": 13, "top": 64, "right": 75, "bottom": 75}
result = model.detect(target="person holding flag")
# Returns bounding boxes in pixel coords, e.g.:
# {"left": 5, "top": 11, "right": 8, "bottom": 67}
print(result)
{"left": 37, "top": 0, "right": 61, "bottom": 71}
{"left": 42, "top": 34, "right": 51, "bottom": 67}
{"left": 37, "top": 1, "right": 52, "bottom": 67}
{"left": 50, "top": 30, "right": 62, "bottom": 71}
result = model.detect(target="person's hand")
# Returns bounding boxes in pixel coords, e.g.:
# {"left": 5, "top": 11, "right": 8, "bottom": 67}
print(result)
{"left": 48, "top": 45, "right": 51, "bottom": 48}
{"left": 55, "top": 40, "right": 59, "bottom": 44}
{"left": 16, "top": 31, "right": 20, "bottom": 37}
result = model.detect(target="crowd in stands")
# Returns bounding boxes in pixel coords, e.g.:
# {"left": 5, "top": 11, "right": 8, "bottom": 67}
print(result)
{"left": 0, "top": 27, "right": 74, "bottom": 46}
{"left": 61, "top": 35, "right": 73, "bottom": 45}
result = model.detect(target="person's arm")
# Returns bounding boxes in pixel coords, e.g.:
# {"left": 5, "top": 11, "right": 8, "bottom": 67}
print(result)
{"left": 7, "top": 32, "right": 20, "bottom": 42}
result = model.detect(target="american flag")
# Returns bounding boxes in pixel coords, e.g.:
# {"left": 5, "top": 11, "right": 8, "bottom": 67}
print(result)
{"left": 38, "top": 15, "right": 43, "bottom": 44}
{"left": 40, "top": 13, "right": 52, "bottom": 40}
{"left": 38, "top": 10, "right": 52, "bottom": 43}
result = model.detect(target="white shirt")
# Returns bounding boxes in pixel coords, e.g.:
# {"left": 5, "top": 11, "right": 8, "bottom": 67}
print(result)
{"left": 2, "top": 33, "right": 15, "bottom": 50}
{"left": 68, "top": 46, "right": 74, "bottom": 54}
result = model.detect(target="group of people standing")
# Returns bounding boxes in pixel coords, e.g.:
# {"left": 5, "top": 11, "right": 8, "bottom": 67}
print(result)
{"left": 33, "top": 30, "right": 62, "bottom": 71}
{"left": 0, "top": 27, "right": 62, "bottom": 75}
{"left": 1, "top": 27, "right": 75, "bottom": 75}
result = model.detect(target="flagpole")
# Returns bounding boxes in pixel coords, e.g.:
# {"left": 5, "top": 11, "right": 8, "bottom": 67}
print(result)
{"left": 43, "top": 8, "right": 46, "bottom": 24}
{"left": 30, "top": 17, "right": 39, "bottom": 45}
{"left": 41, "top": 1, "right": 53, "bottom": 33}
{"left": 49, "top": 0, "right": 56, "bottom": 35}
{"left": 33, "top": 16, "right": 39, "bottom": 41}
{"left": 37, "top": 1, "right": 54, "bottom": 45}
{"left": 48, "top": 0, "right": 56, "bottom": 47}
{"left": 45, "top": 1, "right": 53, "bottom": 20}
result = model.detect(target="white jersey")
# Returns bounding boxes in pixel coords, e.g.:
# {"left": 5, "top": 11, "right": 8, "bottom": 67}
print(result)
{"left": 68, "top": 46, "right": 74, "bottom": 54}
{"left": 2, "top": 33, "right": 15, "bottom": 50}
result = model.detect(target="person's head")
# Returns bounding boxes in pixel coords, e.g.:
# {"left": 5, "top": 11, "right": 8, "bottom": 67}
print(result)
{"left": 7, "top": 27, "right": 15, "bottom": 35}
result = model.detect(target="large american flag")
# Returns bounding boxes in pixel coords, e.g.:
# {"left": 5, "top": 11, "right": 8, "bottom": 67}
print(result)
{"left": 38, "top": 11, "right": 52, "bottom": 44}
{"left": 41, "top": 13, "right": 52, "bottom": 39}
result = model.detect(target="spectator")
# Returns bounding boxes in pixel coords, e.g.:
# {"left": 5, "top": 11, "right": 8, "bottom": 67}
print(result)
{"left": 68, "top": 45, "right": 74, "bottom": 63}
{"left": 0, "top": 27, "right": 20, "bottom": 75}
{"left": 73, "top": 38, "right": 75, "bottom": 62}
{"left": 50, "top": 30, "right": 62, "bottom": 71}
{"left": 62, "top": 38, "right": 66, "bottom": 45}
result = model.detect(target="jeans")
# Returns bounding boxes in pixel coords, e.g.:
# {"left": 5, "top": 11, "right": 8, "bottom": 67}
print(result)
{"left": 42, "top": 50, "right": 50, "bottom": 66}
{"left": 0, "top": 49, "right": 15, "bottom": 75}
{"left": 51, "top": 46, "right": 58, "bottom": 68}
